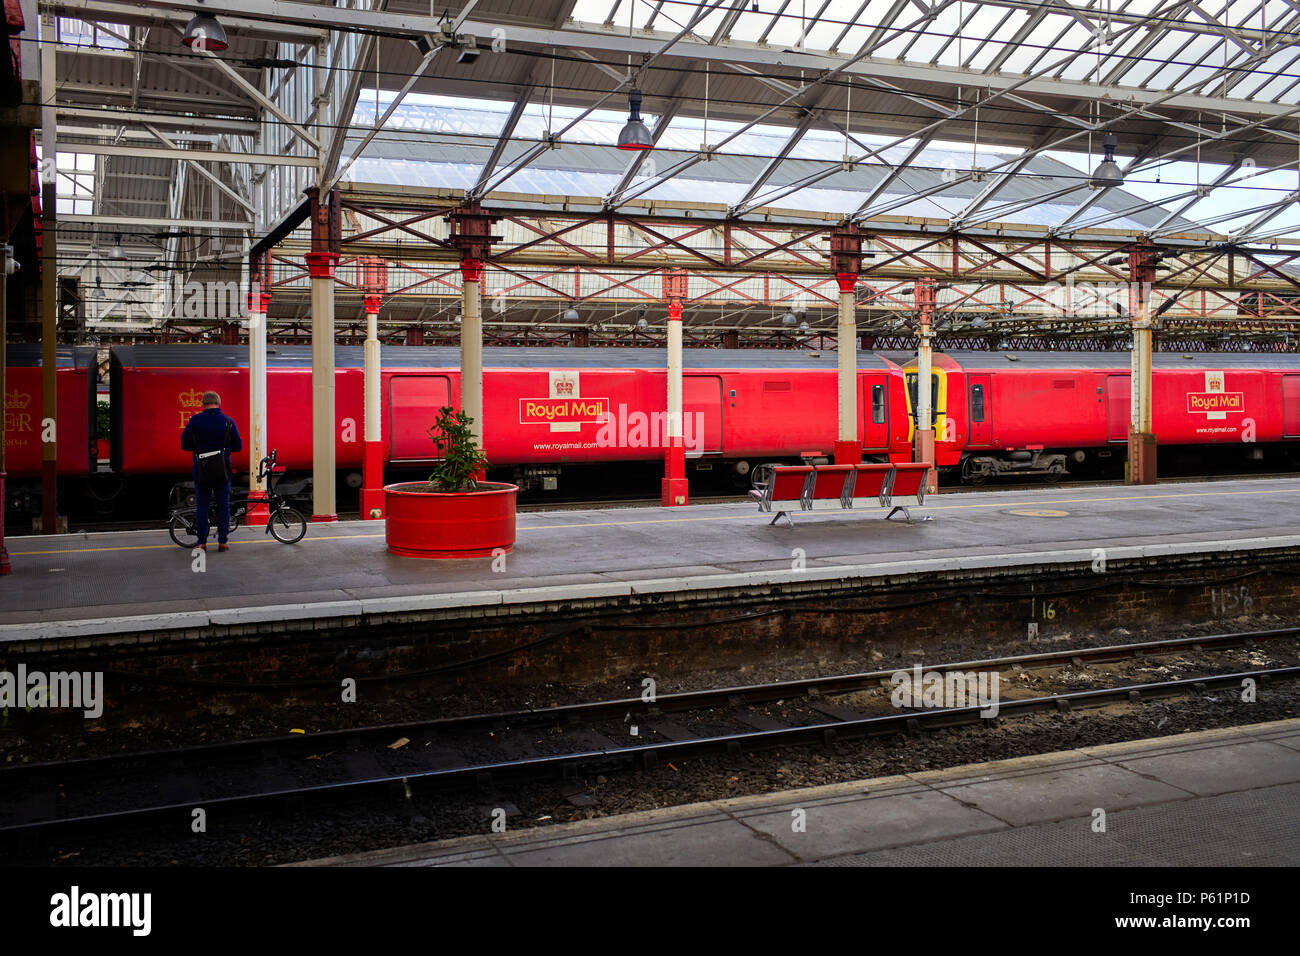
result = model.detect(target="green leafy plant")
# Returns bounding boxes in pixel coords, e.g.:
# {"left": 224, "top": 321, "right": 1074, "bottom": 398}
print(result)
{"left": 96, "top": 400, "right": 110, "bottom": 438}
{"left": 426, "top": 406, "right": 489, "bottom": 492}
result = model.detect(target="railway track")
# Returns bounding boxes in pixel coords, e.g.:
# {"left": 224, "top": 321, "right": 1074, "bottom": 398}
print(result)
{"left": 2, "top": 628, "right": 1296, "bottom": 847}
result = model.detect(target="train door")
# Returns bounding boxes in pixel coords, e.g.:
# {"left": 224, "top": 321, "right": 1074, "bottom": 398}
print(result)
{"left": 861, "top": 373, "right": 889, "bottom": 450}
{"left": 1106, "top": 374, "right": 1130, "bottom": 442}
{"left": 905, "top": 372, "right": 939, "bottom": 432}
{"left": 1284, "top": 375, "right": 1300, "bottom": 438}
{"left": 683, "top": 375, "right": 723, "bottom": 455}
{"left": 389, "top": 374, "right": 452, "bottom": 461}
{"left": 967, "top": 374, "right": 991, "bottom": 447}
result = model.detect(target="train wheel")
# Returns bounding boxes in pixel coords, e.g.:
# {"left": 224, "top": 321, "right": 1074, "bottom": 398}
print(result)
{"left": 168, "top": 512, "right": 199, "bottom": 549}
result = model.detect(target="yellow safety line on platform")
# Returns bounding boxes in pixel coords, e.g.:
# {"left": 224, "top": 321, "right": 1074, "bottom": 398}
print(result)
{"left": 8, "top": 533, "right": 385, "bottom": 555}
{"left": 10, "top": 484, "right": 1300, "bottom": 556}
{"left": 516, "top": 485, "right": 1300, "bottom": 531}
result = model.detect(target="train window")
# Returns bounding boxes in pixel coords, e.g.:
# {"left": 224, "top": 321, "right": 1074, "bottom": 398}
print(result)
{"left": 904, "top": 373, "right": 938, "bottom": 426}
{"left": 871, "top": 384, "right": 886, "bottom": 424}
{"left": 971, "top": 384, "right": 986, "bottom": 422}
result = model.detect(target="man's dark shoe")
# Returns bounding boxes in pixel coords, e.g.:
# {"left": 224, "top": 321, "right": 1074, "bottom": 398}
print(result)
{"left": 218, "top": 543, "right": 230, "bottom": 552}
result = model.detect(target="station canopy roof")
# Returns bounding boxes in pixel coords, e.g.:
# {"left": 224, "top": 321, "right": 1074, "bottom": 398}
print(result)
{"left": 39, "top": 0, "right": 1300, "bottom": 335}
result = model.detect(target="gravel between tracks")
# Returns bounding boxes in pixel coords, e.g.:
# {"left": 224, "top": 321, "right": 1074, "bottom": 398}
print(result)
{"left": 8, "top": 613, "right": 1299, "bottom": 867}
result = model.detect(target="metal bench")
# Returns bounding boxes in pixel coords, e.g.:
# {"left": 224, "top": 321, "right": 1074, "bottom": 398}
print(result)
{"left": 748, "top": 464, "right": 813, "bottom": 527}
{"left": 748, "top": 462, "right": 933, "bottom": 526}
{"left": 882, "top": 462, "right": 932, "bottom": 523}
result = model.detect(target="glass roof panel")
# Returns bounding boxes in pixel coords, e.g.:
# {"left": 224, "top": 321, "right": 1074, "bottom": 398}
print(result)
{"left": 1251, "top": 73, "right": 1300, "bottom": 102}
{"left": 570, "top": 0, "right": 1292, "bottom": 103}
{"left": 338, "top": 16, "right": 1300, "bottom": 239}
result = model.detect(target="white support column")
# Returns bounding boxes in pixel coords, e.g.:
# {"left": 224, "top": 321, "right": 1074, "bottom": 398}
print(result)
{"left": 360, "top": 294, "right": 384, "bottom": 518}
{"left": 1137, "top": 318, "right": 1153, "bottom": 435}
{"left": 1127, "top": 245, "right": 1158, "bottom": 484}
{"left": 662, "top": 299, "right": 688, "bottom": 506}
{"left": 364, "top": 309, "right": 380, "bottom": 442}
{"left": 667, "top": 312, "right": 682, "bottom": 443}
{"left": 834, "top": 272, "right": 860, "bottom": 464}
{"left": 307, "top": 251, "right": 339, "bottom": 521}
{"left": 917, "top": 333, "right": 933, "bottom": 429}
{"left": 914, "top": 278, "right": 937, "bottom": 494}
{"left": 460, "top": 259, "right": 484, "bottom": 447}
{"left": 247, "top": 283, "right": 270, "bottom": 518}
{"left": 662, "top": 269, "right": 689, "bottom": 506}
{"left": 0, "top": 244, "right": 11, "bottom": 574}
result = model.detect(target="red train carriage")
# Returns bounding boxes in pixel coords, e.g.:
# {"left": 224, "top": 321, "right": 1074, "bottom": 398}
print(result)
{"left": 933, "top": 350, "right": 1300, "bottom": 482}
{"left": 109, "top": 346, "right": 913, "bottom": 489}
{"left": 91, "top": 344, "right": 1300, "bottom": 504}
{"left": 3, "top": 345, "right": 97, "bottom": 477}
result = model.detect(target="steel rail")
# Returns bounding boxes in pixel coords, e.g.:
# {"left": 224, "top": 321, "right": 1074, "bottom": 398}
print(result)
{"left": 2, "top": 626, "right": 1294, "bottom": 790}
{"left": 2, "top": 653, "right": 1296, "bottom": 843}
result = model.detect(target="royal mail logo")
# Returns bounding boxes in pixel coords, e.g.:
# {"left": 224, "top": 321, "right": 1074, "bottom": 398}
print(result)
{"left": 520, "top": 397, "right": 610, "bottom": 425}
{"left": 543, "top": 370, "right": 586, "bottom": 433}
{"left": 4, "top": 389, "right": 34, "bottom": 433}
{"left": 1194, "top": 370, "right": 1239, "bottom": 421}
{"left": 177, "top": 388, "right": 207, "bottom": 428}
{"left": 1187, "top": 391, "right": 1244, "bottom": 414}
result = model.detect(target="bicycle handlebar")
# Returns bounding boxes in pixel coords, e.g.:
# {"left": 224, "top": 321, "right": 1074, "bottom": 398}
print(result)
{"left": 256, "top": 449, "right": 279, "bottom": 482}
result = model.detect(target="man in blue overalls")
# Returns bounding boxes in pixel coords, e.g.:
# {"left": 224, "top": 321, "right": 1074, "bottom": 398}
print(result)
{"left": 180, "top": 391, "right": 242, "bottom": 551}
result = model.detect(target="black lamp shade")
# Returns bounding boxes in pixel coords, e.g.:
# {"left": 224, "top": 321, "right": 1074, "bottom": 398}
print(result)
{"left": 617, "top": 89, "right": 654, "bottom": 151}
{"left": 1091, "top": 133, "right": 1123, "bottom": 187}
{"left": 183, "top": 14, "right": 229, "bottom": 52}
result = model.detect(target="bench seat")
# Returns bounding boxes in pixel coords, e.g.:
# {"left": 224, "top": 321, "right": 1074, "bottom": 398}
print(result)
{"left": 749, "top": 462, "right": 932, "bottom": 526}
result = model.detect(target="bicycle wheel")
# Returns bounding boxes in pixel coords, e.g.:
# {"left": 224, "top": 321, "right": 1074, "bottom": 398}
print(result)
{"left": 168, "top": 511, "right": 199, "bottom": 549}
{"left": 268, "top": 506, "right": 307, "bottom": 544}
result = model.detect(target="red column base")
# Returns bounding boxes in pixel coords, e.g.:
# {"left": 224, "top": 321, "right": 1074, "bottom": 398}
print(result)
{"left": 360, "top": 488, "right": 385, "bottom": 520}
{"left": 246, "top": 474, "right": 269, "bottom": 520}
{"left": 661, "top": 477, "right": 689, "bottom": 507}
{"left": 311, "top": 513, "right": 339, "bottom": 523}
{"left": 361, "top": 440, "right": 385, "bottom": 519}
{"left": 1127, "top": 432, "right": 1158, "bottom": 485}
{"left": 663, "top": 437, "right": 688, "bottom": 506}
{"left": 833, "top": 440, "right": 862, "bottom": 465}
{"left": 914, "top": 429, "right": 938, "bottom": 495}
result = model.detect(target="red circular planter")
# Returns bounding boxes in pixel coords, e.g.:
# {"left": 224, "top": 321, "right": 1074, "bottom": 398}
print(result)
{"left": 384, "top": 482, "right": 518, "bottom": 559}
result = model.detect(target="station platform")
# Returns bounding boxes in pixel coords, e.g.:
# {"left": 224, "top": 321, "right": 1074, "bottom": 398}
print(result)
{"left": 4, "top": 476, "right": 1300, "bottom": 643}
{"left": 297, "top": 719, "right": 1300, "bottom": 867}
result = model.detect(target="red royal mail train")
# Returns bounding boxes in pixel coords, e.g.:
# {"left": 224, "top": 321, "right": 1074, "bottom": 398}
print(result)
{"left": 3, "top": 345, "right": 98, "bottom": 482}
{"left": 4, "top": 344, "right": 1300, "bottom": 515}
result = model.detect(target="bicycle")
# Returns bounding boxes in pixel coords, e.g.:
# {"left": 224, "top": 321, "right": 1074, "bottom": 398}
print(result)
{"left": 169, "top": 449, "right": 306, "bottom": 548}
